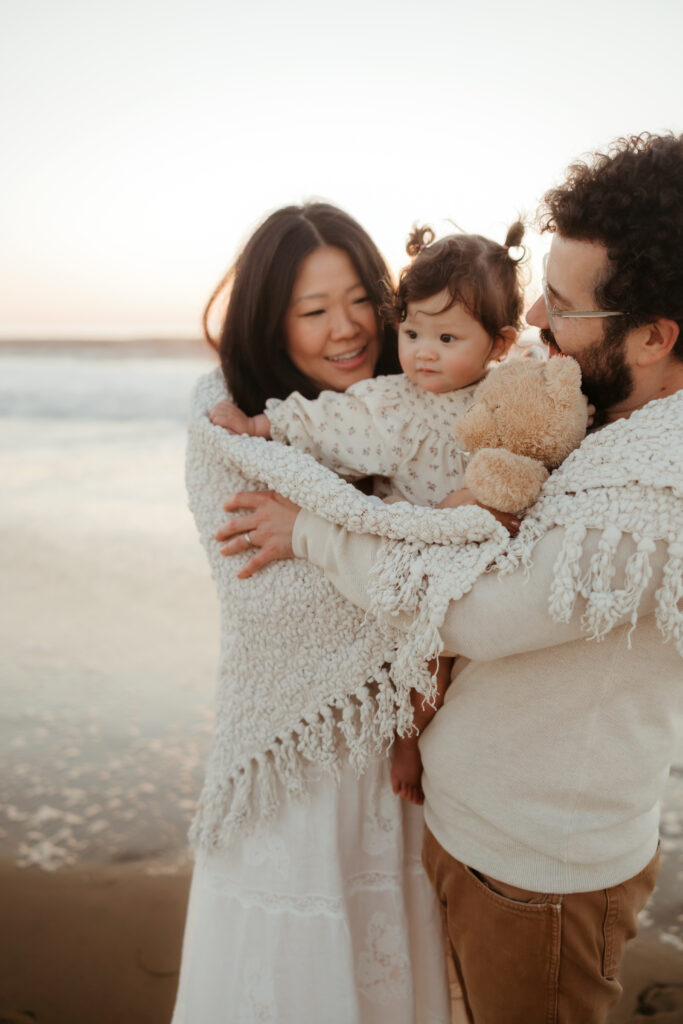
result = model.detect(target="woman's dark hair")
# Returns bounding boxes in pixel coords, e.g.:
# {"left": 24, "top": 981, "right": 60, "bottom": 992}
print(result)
{"left": 539, "top": 132, "right": 683, "bottom": 359}
{"left": 389, "top": 222, "right": 526, "bottom": 340}
{"left": 203, "top": 202, "right": 400, "bottom": 414}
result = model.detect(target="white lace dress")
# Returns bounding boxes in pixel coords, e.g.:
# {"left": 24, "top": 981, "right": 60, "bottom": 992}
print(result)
{"left": 171, "top": 755, "right": 451, "bottom": 1024}
{"left": 174, "top": 371, "right": 452, "bottom": 1023}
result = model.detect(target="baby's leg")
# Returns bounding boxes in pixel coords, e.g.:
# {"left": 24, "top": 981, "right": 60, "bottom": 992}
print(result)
{"left": 391, "top": 657, "right": 452, "bottom": 806}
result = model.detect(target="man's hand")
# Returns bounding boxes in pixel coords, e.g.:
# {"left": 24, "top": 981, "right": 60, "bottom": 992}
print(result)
{"left": 209, "top": 401, "right": 271, "bottom": 438}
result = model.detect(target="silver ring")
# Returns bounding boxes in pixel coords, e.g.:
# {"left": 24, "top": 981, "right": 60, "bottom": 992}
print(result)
{"left": 244, "top": 531, "right": 252, "bottom": 547}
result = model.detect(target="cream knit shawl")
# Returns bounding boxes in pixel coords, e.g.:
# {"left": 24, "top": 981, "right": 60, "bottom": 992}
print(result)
{"left": 367, "top": 387, "right": 683, "bottom": 691}
{"left": 186, "top": 369, "right": 506, "bottom": 850}
{"left": 187, "top": 370, "right": 682, "bottom": 849}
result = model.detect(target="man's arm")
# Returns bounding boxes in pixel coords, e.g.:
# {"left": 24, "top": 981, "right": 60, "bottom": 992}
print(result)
{"left": 293, "top": 510, "right": 666, "bottom": 661}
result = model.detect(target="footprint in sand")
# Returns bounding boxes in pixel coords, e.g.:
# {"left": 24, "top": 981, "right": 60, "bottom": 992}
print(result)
{"left": 636, "top": 981, "right": 683, "bottom": 1016}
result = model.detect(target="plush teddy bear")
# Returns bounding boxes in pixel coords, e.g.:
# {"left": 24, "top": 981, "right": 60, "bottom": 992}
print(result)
{"left": 454, "top": 356, "right": 589, "bottom": 515}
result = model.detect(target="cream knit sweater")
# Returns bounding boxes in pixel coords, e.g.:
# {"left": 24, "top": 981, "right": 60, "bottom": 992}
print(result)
{"left": 293, "top": 390, "right": 683, "bottom": 892}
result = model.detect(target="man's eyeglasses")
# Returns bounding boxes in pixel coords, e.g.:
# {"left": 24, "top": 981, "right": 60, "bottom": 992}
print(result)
{"left": 541, "top": 254, "right": 626, "bottom": 335}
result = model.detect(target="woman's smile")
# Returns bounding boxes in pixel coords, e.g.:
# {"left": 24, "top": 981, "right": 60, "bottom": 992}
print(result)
{"left": 324, "top": 342, "right": 371, "bottom": 368}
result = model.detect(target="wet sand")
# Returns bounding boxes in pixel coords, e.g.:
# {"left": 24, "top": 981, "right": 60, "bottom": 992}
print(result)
{"left": 0, "top": 404, "right": 214, "bottom": 1022}
{"left": 1, "top": 846, "right": 681, "bottom": 1024}
{"left": 0, "top": 858, "right": 191, "bottom": 1024}
{"left": 1, "top": 356, "right": 682, "bottom": 1022}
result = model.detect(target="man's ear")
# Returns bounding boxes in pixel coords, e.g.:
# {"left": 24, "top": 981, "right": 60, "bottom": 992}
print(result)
{"left": 633, "top": 318, "right": 680, "bottom": 367}
{"left": 491, "top": 326, "right": 517, "bottom": 360}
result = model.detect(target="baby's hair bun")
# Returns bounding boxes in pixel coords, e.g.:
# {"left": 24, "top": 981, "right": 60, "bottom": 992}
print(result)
{"left": 503, "top": 220, "right": 527, "bottom": 263}
{"left": 406, "top": 225, "right": 435, "bottom": 258}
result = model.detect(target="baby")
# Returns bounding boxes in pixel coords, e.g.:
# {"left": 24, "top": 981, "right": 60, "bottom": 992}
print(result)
{"left": 211, "top": 222, "right": 526, "bottom": 803}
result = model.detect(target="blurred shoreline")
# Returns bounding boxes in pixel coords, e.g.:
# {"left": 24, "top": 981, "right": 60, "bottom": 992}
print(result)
{"left": 0, "top": 336, "right": 215, "bottom": 359}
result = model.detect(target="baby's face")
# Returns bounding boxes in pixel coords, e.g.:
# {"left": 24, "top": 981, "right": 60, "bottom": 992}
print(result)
{"left": 398, "top": 292, "right": 499, "bottom": 394}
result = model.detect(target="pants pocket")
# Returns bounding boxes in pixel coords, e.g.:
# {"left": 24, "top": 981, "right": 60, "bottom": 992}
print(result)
{"left": 466, "top": 865, "right": 557, "bottom": 906}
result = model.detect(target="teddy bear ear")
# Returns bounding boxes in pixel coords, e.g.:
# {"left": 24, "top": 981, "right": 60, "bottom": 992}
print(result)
{"left": 543, "top": 355, "right": 582, "bottom": 396}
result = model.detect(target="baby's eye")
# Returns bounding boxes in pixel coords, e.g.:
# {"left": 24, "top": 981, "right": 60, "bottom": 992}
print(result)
{"left": 404, "top": 329, "right": 418, "bottom": 340}
{"left": 440, "top": 333, "right": 458, "bottom": 344}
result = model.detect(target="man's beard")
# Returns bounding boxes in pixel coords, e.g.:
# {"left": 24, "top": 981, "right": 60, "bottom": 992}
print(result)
{"left": 540, "top": 325, "right": 633, "bottom": 418}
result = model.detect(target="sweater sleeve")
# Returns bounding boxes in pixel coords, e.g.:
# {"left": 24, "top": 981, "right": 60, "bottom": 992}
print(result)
{"left": 265, "top": 378, "right": 414, "bottom": 481}
{"left": 292, "top": 509, "right": 666, "bottom": 662}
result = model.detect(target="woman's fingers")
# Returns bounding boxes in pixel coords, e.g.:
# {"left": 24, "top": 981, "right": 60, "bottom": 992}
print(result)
{"left": 237, "top": 543, "right": 287, "bottom": 579}
{"left": 223, "top": 491, "right": 273, "bottom": 512}
{"left": 219, "top": 532, "right": 257, "bottom": 556}
{"left": 215, "top": 492, "right": 275, "bottom": 541}
{"left": 216, "top": 490, "right": 300, "bottom": 572}
{"left": 215, "top": 513, "right": 259, "bottom": 542}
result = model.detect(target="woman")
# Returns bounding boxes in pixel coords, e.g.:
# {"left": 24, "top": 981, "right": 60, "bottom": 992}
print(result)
{"left": 172, "top": 203, "right": 452, "bottom": 1024}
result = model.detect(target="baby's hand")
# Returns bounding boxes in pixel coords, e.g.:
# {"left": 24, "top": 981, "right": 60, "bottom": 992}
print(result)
{"left": 438, "top": 487, "right": 520, "bottom": 535}
{"left": 209, "top": 401, "right": 252, "bottom": 433}
{"left": 209, "top": 402, "right": 271, "bottom": 438}
{"left": 437, "top": 487, "right": 477, "bottom": 509}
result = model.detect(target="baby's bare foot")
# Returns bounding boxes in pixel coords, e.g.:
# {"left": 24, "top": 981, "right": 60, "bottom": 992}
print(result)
{"left": 391, "top": 736, "right": 425, "bottom": 806}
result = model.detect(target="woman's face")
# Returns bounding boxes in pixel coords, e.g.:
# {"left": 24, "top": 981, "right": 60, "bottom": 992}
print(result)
{"left": 284, "top": 246, "right": 381, "bottom": 391}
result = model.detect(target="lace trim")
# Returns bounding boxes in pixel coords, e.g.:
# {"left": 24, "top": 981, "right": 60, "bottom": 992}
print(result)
{"left": 202, "top": 868, "right": 417, "bottom": 918}
{"left": 347, "top": 871, "right": 402, "bottom": 896}
{"left": 357, "top": 911, "right": 411, "bottom": 1004}
{"left": 203, "top": 876, "right": 346, "bottom": 918}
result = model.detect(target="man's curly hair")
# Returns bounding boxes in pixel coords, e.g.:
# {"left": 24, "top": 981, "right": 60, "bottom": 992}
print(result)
{"left": 539, "top": 132, "right": 683, "bottom": 359}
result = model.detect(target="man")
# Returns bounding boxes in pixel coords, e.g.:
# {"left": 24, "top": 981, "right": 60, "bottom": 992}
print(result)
{"left": 220, "top": 133, "right": 683, "bottom": 1022}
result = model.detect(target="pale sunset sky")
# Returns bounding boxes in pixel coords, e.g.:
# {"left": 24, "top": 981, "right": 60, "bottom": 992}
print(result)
{"left": 1, "top": 0, "right": 681, "bottom": 340}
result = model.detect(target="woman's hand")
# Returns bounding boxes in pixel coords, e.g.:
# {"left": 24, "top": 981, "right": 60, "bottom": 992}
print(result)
{"left": 438, "top": 487, "right": 521, "bottom": 535}
{"left": 215, "top": 491, "right": 301, "bottom": 578}
{"left": 209, "top": 401, "right": 271, "bottom": 439}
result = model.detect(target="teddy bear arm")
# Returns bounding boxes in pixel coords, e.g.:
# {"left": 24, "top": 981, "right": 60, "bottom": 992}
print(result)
{"left": 464, "top": 448, "right": 550, "bottom": 515}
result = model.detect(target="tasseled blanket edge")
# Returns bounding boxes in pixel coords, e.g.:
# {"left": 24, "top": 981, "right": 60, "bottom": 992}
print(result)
{"left": 364, "top": 532, "right": 511, "bottom": 710}
{"left": 189, "top": 669, "right": 420, "bottom": 852}
{"left": 547, "top": 529, "right": 683, "bottom": 655}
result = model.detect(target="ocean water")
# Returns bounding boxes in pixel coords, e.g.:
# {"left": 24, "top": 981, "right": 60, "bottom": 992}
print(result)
{"left": 0, "top": 347, "right": 220, "bottom": 871}
{"left": 0, "top": 349, "right": 215, "bottom": 421}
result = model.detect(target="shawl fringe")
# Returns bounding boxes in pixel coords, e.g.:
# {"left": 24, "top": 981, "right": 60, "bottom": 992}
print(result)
{"left": 189, "top": 677, "right": 418, "bottom": 851}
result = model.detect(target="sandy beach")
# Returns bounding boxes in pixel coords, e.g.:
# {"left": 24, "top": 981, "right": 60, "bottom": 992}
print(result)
{"left": 1, "top": 345, "right": 682, "bottom": 1023}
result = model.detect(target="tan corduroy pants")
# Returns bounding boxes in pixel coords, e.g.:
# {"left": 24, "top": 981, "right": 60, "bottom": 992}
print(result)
{"left": 422, "top": 827, "right": 660, "bottom": 1024}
